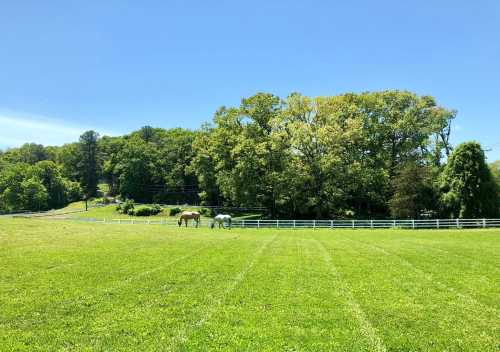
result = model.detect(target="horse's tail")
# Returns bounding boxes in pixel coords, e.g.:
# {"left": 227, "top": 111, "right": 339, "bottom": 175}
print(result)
{"left": 228, "top": 217, "right": 232, "bottom": 228}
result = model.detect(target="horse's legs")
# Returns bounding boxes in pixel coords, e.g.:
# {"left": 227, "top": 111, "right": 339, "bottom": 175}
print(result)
{"left": 185, "top": 219, "right": 188, "bottom": 227}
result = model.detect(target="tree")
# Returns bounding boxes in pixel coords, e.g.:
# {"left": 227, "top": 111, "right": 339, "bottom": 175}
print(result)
{"left": 490, "top": 160, "right": 500, "bottom": 187}
{"left": 489, "top": 160, "right": 500, "bottom": 214}
{"left": 78, "top": 131, "right": 100, "bottom": 197}
{"left": 0, "top": 143, "right": 48, "bottom": 164}
{"left": 114, "top": 138, "right": 159, "bottom": 202}
{"left": 0, "top": 163, "right": 31, "bottom": 211}
{"left": 389, "top": 161, "right": 436, "bottom": 218}
{"left": 440, "top": 142, "right": 498, "bottom": 218}
{"left": 0, "top": 161, "right": 79, "bottom": 212}
{"left": 56, "top": 143, "right": 80, "bottom": 181}
{"left": 138, "top": 125, "right": 155, "bottom": 142}
{"left": 21, "top": 177, "right": 48, "bottom": 211}
{"left": 189, "top": 123, "right": 222, "bottom": 206}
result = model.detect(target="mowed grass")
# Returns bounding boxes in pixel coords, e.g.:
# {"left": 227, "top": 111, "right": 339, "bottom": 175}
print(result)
{"left": 0, "top": 219, "right": 499, "bottom": 351}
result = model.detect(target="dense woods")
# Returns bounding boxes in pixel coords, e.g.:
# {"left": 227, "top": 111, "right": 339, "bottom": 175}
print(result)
{"left": 1, "top": 90, "right": 498, "bottom": 218}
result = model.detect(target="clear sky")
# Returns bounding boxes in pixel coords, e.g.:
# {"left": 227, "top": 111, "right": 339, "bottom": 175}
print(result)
{"left": 1, "top": 0, "right": 499, "bottom": 160}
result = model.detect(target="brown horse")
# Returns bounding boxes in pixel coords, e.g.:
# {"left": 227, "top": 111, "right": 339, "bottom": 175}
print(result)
{"left": 177, "top": 211, "right": 200, "bottom": 227}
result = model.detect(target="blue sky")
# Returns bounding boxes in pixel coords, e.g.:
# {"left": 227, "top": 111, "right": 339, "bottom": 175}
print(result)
{"left": 1, "top": 0, "right": 499, "bottom": 160}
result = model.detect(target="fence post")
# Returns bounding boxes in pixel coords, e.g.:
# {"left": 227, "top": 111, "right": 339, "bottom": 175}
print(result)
{"left": 257, "top": 220, "right": 260, "bottom": 229}
{"left": 242, "top": 220, "right": 245, "bottom": 228}
{"left": 118, "top": 219, "right": 121, "bottom": 224}
{"left": 277, "top": 220, "right": 279, "bottom": 229}
{"left": 352, "top": 220, "right": 355, "bottom": 229}
{"left": 330, "top": 220, "right": 333, "bottom": 229}
{"left": 370, "top": 220, "right": 373, "bottom": 229}
{"left": 313, "top": 220, "right": 316, "bottom": 229}
{"left": 393, "top": 220, "right": 396, "bottom": 228}
{"left": 412, "top": 219, "right": 415, "bottom": 229}
{"left": 482, "top": 218, "right": 486, "bottom": 228}
{"left": 436, "top": 219, "right": 439, "bottom": 229}
{"left": 294, "top": 220, "right": 296, "bottom": 229}
{"left": 456, "top": 218, "right": 459, "bottom": 229}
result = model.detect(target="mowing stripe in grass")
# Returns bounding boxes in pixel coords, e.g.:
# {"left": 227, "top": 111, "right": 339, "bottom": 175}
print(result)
{"left": 313, "top": 238, "right": 387, "bottom": 352}
{"left": 343, "top": 236, "right": 500, "bottom": 316}
{"left": 0, "top": 229, "right": 230, "bottom": 325}
{"left": 321, "top": 233, "right": 499, "bottom": 350}
{"left": 403, "top": 241, "right": 500, "bottom": 275}
{"left": 167, "top": 233, "right": 278, "bottom": 351}
{"left": 2, "top": 232, "right": 254, "bottom": 350}
{"left": 344, "top": 232, "right": 500, "bottom": 309}
{"left": 82, "top": 233, "right": 269, "bottom": 350}
{"left": 180, "top": 234, "right": 378, "bottom": 350}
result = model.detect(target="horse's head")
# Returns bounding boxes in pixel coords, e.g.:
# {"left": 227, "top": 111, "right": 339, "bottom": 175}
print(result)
{"left": 177, "top": 219, "right": 182, "bottom": 227}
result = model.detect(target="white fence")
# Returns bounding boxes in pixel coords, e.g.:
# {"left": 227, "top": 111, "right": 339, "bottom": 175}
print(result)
{"left": 57, "top": 218, "right": 500, "bottom": 229}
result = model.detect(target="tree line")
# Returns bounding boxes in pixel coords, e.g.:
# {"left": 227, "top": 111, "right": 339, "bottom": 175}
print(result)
{"left": 1, "top": 90, "right": 498, "bottom": 218}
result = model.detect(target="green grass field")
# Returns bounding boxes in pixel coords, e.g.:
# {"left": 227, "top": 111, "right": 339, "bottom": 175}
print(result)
{"left": 1, "top": 218, "right": 499, "bottom": 351}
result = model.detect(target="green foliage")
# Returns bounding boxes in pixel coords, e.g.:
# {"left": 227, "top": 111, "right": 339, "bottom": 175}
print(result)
{"left": 117, "top": 199, "right": 135, "bottom": 214}
{"left": 199, "top": 207, "right": 215, "bottom": 216}
{"left": 389, "top": 161, "right": 436, "bottom": 219}
{"left": 490, "top": 160, "right": 500, "bottom": 185}
{"left": 21, "top": 177, "right": 48, "bottom": 211}
{"left": 0, "top": 143, "right": 49, "bottom": 164}
{"left": 63, "top": 180, "right": 83, "bottom": 204}
{"left": 0, "top": 161, "right": 80, "bottom": 212}
{"left": 130, "top": 204, "right": 162, "bottom": 216}
{"left": 191, "top": 90, "right": 454, "bottom": 218}
{"left": 169, "top": 207, "right": 182, "bottom": 216}
{"left": 439, "top": 142, "right": 498, "bottom": 218}
{"left": 78, "top": 130, "right": 100, "bottom": 197}
{"left": 6, "top": 90, "right": 500, "bottom": 219}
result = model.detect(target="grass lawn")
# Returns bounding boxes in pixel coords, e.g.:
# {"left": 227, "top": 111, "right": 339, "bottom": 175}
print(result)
{"left": 1, "top": 218, "right": 499, "bottom": 351}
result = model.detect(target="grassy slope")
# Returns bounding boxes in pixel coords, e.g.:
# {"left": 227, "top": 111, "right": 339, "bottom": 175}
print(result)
{"left": 0, "top": 218, "right": 499, "bottom": 351}
{"left": 54, "top": 203, "right": 261, "bottom": 221}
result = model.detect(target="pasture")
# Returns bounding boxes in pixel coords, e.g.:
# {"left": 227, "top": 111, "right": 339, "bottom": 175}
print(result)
{"left": 1, "top": 218, "right": 499, "bottom": 351}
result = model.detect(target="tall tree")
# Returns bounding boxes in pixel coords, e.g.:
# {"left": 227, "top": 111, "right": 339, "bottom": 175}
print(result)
{"left": 490, "top": 160, "right": 500, "bottom": 186}
{"left": 389, "top": 161, "right": 436, "bottom": 218}
{"left": 439, "top": 142, "right": 498, "bottom": 218}
{"left": 78, "top": 131, "right": 100, "bottom": 197}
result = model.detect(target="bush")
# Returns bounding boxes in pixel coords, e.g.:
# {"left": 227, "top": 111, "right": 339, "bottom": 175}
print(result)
{"left": 131, "top": 205, "right": 162, "bottom": 216}
{"left": 64, "top": 180, "right": 83, "bottom": 203}
{"left": 117, "top": 199, "right": 135, "bottom": 214}
{"left": 200, "top": 207, "right": 215, "bottom": 216}
{"left": 169, "top": 207, "right": 182, "bottom": 216}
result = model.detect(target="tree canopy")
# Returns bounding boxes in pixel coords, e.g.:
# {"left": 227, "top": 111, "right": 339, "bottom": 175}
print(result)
{"left": 1, "top": 90, "right": 497, "bottom": 218}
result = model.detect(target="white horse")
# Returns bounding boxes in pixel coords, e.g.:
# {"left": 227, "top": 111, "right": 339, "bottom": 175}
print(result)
{"left": 211, "top": 214, "right": 232, "bottom": 229}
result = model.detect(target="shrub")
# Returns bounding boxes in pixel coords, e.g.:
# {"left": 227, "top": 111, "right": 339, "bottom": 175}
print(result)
{"left": 169, "top": 207, "right": 182, "bottom": 216}
{"left": 132, "top": 205, "right": 162, "bottom": 216}
{"left": 200, "top": 207, "right": 215, "bottom": 216}
{"left": 101, "top": 197, "right": 113, "bottom": 205}
{"left": 117, "top": 199, "right": 135, "bottom": 214}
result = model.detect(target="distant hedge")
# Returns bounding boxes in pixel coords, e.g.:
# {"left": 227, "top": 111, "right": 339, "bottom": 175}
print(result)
{"left": 131, "top": 205, "right": 162, "bottom": 216}
{"left": 116, "top": 201, "right": 162, "bottom": 216}
{"left": 169, "top": 207, "right": 182, "bottom": 216}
